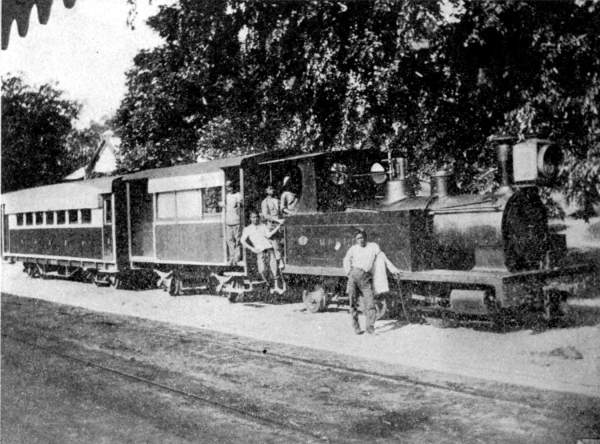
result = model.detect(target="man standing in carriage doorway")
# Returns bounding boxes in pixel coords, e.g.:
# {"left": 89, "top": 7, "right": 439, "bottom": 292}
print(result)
{"left": 261, "top": 185, "right": 284, "bottom": 269}
{"left": 280, "top": 175, "right": 299, "bottom": 215}
{"left": 225, "top": 180, "right": 242, "bottom": 265}
{"left": 343, "top": 229, "right": 400, "bottom": 335}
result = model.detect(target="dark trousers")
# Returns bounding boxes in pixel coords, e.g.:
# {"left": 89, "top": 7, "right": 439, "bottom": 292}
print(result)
{"left": 257, "top": 249, "right": 278, "bottom": 286}
{"left": 346, "top": 267, "right": 376, "bottom": 332}
{"left": 226, "top": 224, "right": 241, "bottom": 265}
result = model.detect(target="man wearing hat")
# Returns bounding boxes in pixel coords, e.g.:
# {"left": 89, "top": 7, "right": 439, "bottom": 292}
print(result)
{"left": 224, "top": 180, "right": 242, "bottom": 265}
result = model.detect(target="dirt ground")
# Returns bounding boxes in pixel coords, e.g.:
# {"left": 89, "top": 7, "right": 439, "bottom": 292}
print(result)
{"left": 3, "top": 295, "right": 599, "bottom": 443}
{"left": 2, "top": 251, "right": 599, "bottom": 397}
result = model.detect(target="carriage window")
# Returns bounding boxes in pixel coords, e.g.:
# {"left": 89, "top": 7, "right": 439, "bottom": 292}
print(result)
{"left": 202, "top": 187, "right": 222, "bottom": 217}
{"left": 25, "top": 213, "right": 33, "bottom": 225}
{"left": 104, "top": 198, "right": 112, "bottom": 224}
{"left": 81, "top": 209, "right": 92, "bottom": 224}
{"left": 157, "top": 192, "right": 176, "bottom": 220}
{"left": 176, "top": 190, "right": 201, "bottom": 219}
{"left": 45, "top": 211, "right": 55, "bottom": 225}
{"left": 68, "top": 209, "right": 79, "bottom": 224}
{"left": 57, "top": 211, "right": 66, "bottom": 225}
{"left": 16, "top": 213, "right": 24, "bottom": 226}
{"left": 35, "top": 212, "right": 44, "bottom": 225}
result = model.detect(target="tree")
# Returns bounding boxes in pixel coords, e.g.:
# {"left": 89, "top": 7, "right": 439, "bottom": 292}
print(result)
{"left": 1, "top": 75, "right": 83, "bottom": 193}
{"left": 114, "top": 0, "right": 442, "bottom": 168}
{"left": 428, "top": 0, "right": 600, "bottom": 214}
{"left": 115, "top": 0, "right": 600, "bottom": 214}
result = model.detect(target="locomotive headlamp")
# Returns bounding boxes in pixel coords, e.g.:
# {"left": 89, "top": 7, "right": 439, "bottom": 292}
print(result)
{"left": 370, "top": 162, "right": 387, "bottom": 184}
{"left": 512, "top": 138, "right": 563, "bottom": 186}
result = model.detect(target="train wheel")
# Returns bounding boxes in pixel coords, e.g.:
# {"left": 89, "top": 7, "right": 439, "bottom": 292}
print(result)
{"left": 375, "top": 298, "right": 388, "bottom": 320}
{"left": 108, "top": 275, "right": 121, "bottom": 289}
{"left": 28, "top": 264, "right": 41, "bottom": 279}
{"left": 303, "top": 285, "right": 327, "bottom": 313}
{"left": 82, "top": 269, "right": 96, "bottom": 284}
{"left": 169, "top": 277, "right": 182, "bottom": 297}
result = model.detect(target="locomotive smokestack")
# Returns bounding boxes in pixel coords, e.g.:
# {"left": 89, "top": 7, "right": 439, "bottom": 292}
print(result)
{"left": 382, "top": 157, "right": 410, "bottom": 205}
{"left": 434, "top": 169, "right": 452, "bottom": 198}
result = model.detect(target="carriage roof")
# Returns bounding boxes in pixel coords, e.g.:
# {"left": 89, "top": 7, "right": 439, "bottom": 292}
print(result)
{"left": 1, "top": 176, "right": 116, "bottom": 214}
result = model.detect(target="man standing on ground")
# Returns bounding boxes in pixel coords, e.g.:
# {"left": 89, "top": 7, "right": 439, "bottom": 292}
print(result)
{"left": 224, "top": 180, "right": 242, "bottom": 265}
{"left": 240, "top": 211, "right": 281, "bottom": 291}
{"left": 342, "top": 229, "right": 385, "bottom": 335}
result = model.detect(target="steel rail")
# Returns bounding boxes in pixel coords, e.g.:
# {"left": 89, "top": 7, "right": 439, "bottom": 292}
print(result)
{"left": 2, "top": 298, "right": 586, "bottom": 419}
{"left": 2, "top": 333, "right": 330, "bottom": 443}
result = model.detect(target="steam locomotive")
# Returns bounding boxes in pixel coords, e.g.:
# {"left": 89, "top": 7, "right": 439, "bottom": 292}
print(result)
{"left": 1, "top": 137, "right": 588, "bottom": 325}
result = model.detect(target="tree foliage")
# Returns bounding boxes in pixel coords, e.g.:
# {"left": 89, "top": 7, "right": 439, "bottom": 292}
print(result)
{"left": 115, "top": 0, "right": 600, "bottom": 213}
{"left": 2, "top": 75, "right": 81, "bottom": 192}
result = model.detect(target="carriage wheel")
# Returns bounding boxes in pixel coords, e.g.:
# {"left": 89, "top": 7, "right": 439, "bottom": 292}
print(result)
{"left": 82, "top": 269, "right": 96, "bottom": 284}
{"left": 28, "top": 264, "right": 41, "bottom": 279}
{"left": 108, "top": 274, "right": 122, "bottom": 289}
{"left": 303, "top": 285, "right": 327, "bottom": 313}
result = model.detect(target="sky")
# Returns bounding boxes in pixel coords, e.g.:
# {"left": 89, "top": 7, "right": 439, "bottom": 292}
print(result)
{"left": 2, "top": 0, "right": 172, "bottom": 127}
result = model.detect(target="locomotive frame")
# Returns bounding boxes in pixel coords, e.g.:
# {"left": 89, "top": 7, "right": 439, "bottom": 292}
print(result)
{"left": 1, "top": 138, "right": 591, "bottom": 325}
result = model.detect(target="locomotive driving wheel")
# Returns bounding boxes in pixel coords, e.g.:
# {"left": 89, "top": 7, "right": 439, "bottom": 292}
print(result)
{"left": 303, "top": 285, "right": 328, "bottom": 313}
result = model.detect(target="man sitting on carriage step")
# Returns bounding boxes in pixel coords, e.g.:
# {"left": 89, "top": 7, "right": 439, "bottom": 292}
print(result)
{"left": 240, "top": 211, "right": 284, "bottom": 293}
{"left": 343, "top": 229, "right": 401, "bottom": 335}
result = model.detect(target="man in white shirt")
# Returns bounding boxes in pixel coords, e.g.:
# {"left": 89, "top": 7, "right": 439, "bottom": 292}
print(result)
{"left": 342, "top": 229, "right": 383, "bottom": 334}
{"left": 224, "top": 181, "right": 242, "bottom": 265}
{"left": 241, "top": 211, "right": 281, "bottom": 290}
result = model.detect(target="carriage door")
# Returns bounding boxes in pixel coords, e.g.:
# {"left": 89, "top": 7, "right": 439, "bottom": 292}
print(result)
{"left": 1, "top": 204, "right": 7, "bottom": 256}
{"left": 102, "top": 195, "right": 115, "bottom": 261}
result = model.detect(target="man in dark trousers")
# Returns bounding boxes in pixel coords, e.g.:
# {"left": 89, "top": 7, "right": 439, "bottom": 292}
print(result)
{"left": 240, "top": 211, "right": 282, "bottom": 292}
{"left": 342, "top": 229, "right": 382, "bottom": 335}
{"left": 224, "top": 180, "right": 242, "bottom": 265}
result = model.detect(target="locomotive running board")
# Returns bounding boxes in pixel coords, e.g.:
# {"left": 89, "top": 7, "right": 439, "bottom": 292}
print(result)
{"left": 284, "top": 263, "right": 592, "bottom": 308}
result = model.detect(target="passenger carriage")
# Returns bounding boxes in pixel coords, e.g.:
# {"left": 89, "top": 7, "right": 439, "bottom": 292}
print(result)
{"left": 1, "top": 177, "right": 126, "bottom": 284}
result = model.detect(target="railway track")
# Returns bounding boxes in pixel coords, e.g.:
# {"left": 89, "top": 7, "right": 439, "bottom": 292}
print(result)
{"left": 2, "top": 320, "right": 569, "bottom": 420}
{"left": 3, "top": 294, "right": 598, "bottom": 443}
{"left": 2, "top": 333, "right": 328, "bottom": 443}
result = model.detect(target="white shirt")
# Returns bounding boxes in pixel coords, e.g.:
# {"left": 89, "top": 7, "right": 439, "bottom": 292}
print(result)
{"left": 261, "top": 196, "right": 280, "bottom": 221}
{"left": 280, "top": 191, "right": 298, "bottom": 214}
{"left": 241, "top": 224, "right": 273, "bottom": 252}
{"left": 343, "top": 242, "right": 381, "bottom": 274}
